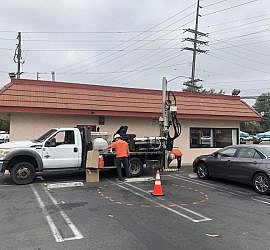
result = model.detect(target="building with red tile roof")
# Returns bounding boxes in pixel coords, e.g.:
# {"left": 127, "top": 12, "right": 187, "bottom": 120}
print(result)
{"left": 0, "top": 79, "right": 261, "bottom": 164}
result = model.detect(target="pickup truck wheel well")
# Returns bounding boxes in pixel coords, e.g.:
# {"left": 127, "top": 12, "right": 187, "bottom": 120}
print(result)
{"left": 8, "top": 156, "right": 38, "bottom": 171}
{"left": 129, "top": 157, "right": 143, "bottom": 177}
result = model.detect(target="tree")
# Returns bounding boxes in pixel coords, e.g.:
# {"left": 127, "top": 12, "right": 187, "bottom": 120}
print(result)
{"left": 240, "top": 121, "right": 261, "bottom": 134}
{"left": 0, "top": 119, "right": 9, "bottom": 132}
{"left": 183, "top": 85, "right": 225, "bottom": 94}
{"left": 253, "top": 92, "right": 270, "bottom": 132}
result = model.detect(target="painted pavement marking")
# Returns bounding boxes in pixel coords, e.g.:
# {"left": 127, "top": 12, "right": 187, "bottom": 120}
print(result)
{"left": 170, "top": 174, "right": 270, "bottom": 206}
{"left": 110, "top": 180, "right": 212, "bottom": 223}
{"left": 30, "top": 184, "right": 83, "bottom": 243}
{"left": 46, "top": 181, "right": 84, "bottom": 189}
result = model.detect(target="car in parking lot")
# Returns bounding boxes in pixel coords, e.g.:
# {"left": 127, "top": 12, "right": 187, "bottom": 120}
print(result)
{"left": 193, "top": 145, "right": 270, "bottom": 194}
{"left": 256, "top": 131, "right": 270, "bottom": 141}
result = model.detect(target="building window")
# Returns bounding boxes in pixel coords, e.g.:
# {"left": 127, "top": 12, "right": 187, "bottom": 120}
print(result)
{"left": 98, "top": 116, "right": 105, "bottom": 125}
{"left": 190, "top": 128, "right": 239, "bottom": 148}
{"left": 152, "top": 118, "right": 159, "bottom": 126}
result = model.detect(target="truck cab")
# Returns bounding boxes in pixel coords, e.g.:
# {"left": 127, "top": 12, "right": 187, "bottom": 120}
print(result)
{"left": 0, "top": 128, "right": 84, "bottom": 184}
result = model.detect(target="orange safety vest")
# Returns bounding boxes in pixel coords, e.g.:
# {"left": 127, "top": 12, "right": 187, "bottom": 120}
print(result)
{"left": 171, "top": 148, "right": 182, "bottom": 157}
{"left": 98, "top": 155, "right": 104, "bottom": 169}
{"left": 109, "top": 139, "right": 129, "bottom": 158}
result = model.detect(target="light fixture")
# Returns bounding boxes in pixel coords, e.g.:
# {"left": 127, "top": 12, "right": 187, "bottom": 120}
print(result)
{"left": 232, "top": 89, "right": 241, "bottom": 96}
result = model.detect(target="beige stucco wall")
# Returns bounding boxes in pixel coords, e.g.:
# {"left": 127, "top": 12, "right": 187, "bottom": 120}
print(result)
{"left": 175, "top": 119, "right": 240, "bottom": 164}
{"left": 9, "top": 113, "right": 240, "bottom": 165}
{"left": 9, "top": 113, "right": 160, "bottom": 140}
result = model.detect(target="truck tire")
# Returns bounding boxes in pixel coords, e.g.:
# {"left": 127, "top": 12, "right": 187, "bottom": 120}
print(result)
{"left": 129, "top": 157, "right": 143, "bottom": 177}
{"left": 11, "top": 162, "right": 35, "bottom": 185}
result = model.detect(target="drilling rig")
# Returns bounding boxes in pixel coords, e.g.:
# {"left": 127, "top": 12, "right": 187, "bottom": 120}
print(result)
{"left": 159, "top": 77, "right": 181, "bottom": 169}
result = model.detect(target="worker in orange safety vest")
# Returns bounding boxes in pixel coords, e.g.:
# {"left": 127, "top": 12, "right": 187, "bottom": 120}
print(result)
{"left": 108, "top": 134, "right": 131, "bottom": 181}
{"left": 170, "top": 147, "right": 182, "bottom": 169}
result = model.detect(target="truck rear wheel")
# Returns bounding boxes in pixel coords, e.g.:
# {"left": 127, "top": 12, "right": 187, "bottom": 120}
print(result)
{"left": 129, "top": 158, "right": 143, "bottom": 177}
{"left": 11, "top": 162, "right": 35, "bottom": 185}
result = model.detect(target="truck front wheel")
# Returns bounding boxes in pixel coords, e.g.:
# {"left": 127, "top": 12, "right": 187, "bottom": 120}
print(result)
{"left": 11, "top": 162, "right": 35, "bottom": 185}
{"left": 129, "top": 158, "right": 143, "bottom": 177}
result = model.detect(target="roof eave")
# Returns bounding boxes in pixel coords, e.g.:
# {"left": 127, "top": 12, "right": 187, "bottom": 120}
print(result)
{"left": 0, "top": 106, "right": 261, "bottom": 121}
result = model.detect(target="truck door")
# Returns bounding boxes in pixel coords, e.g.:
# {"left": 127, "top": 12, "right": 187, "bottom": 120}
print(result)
{"left": 42, "top": 130, "right": 80, "bottom": 169}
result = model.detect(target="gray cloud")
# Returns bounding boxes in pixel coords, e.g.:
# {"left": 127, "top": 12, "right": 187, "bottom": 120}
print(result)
{"left": 0, "top": 0, "right": 269, "bottom": 102}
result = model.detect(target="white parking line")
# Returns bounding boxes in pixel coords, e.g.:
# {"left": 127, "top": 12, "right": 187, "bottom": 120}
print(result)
{"left": 177, "top": 175, "right": 248, "bottom": 195}
{"left": 43, "top": 186, "right": 84, "bottom": 241}
{"left": 112, "top": 181, "right": 212, "bottom": 223}
{"left": 169, "top": 175, "right": 245, "bottom": 197}
{"left": 30, "top": 185, "right": 63, "bottom": 243}
{"left": 30, "top": 184, "right": 83, "bottom": 243}
{"left": 170, "top": 175, "right": 270, "bottom": 206}
{"left": 46, "top": 181, "right": 84, "bottom": 189}
{"left": 124, "top": 177, "right": 154, "bottom": 183}
{"left": 125, "top": 182, "right": 212, "bottom": 223}
{"left": 252, "top": 198, "right": 270, "bottom": 205}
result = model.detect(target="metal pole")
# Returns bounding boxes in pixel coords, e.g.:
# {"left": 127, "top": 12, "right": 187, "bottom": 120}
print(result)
{"left": 162, "top": 77, "right": 168, "bottom": 131}
{"left": 51, "top": 71, "right": 55, "bottom": 81}
{"left": 161, "top": 77, "right": 168, "bottom": 169}
{"left": 191, "top": 0, "right": 200, "bottom": 91}
{"left": 17, "top": 32, "right": 22, "bottom": 79}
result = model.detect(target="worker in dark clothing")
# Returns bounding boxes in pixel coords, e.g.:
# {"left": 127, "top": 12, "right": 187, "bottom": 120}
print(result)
{"left": 108, "top": 134, "right": 131, "bottom": 181}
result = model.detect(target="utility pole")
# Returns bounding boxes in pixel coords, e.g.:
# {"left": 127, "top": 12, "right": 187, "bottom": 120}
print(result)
{"left": 160, "top": 77, "right": 169, "bottom": 169}
{"left": 183, "top": 0, "right": 208, "bottom": 92}
{"left": 36, "top": 72, "right": 40, "bottom": 80}
{"left": 13, "top": 32, "right": 24, "bottom": 79}
{"left": 51, "top": 71, "right": 55, "bottom": 81}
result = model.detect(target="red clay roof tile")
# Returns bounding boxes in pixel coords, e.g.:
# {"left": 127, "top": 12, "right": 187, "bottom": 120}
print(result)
{"left": 0, "top": 78, "right": 261, "bottom": 121}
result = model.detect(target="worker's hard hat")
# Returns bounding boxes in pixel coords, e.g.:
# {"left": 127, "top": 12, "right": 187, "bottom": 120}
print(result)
{"left": 114, "top": 134, "right": 121, "bottom": 139}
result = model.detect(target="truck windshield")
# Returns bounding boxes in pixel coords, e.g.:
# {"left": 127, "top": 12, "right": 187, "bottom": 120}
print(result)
{"left": 33, "top": 129, "right": 57, "bottom": 142}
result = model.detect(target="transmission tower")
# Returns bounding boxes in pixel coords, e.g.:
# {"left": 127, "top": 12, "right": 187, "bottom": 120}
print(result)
{"left": 183, "top": 0, "right": 208, "bottom": 92}
{"left": 13, "top": 32, "right": 25, "bottom": 79}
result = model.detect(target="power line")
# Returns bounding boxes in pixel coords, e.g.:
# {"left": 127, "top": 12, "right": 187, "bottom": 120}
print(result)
{"left": 207, "top": 53, "right": 270, "bottom": 76}
{"left": 0, "top": 31, "right": 17, "bottom": 33}
{"left": 212, "top": 38, "right": 270, "bottom": 49}
{"left": 209, "top": 17, "right": 270, "bottom": 34}
{"left": 64, "top": 15, "right": 194, "bottom": 78}
{"left": 100, "top": 53, "right": 190, "bottom": 83}
{"left": 203, "top": 0, "right": 259, "bottom": 17}
{"left": 201, "top": 14, "right": 270, "bottom": 28}
{"left": 210, "top": 38, "right": 270, "bottom": 61}
{"left": 209, "top": 29, "right": 270, "bottom": 45}
{"left": 62, "top": 13, "right": 195, "bottom": 75}
{"left": 211, "top": 38, "right": 270, "bottom": 58}
{"left": 203, "top": 0, "right": 229, "bottom": 8}
{"left": 211, "top": 47, "right": 270, "bottom": 70}
{"left": 5, "top": 38, "right": 181, "bottom": 43}
{"left": 205, "top": 78, "right": 270, "bottom": 85}
{"left": 0, "top": 48, "right": 13, "bottom": 51}
{"left": 92, "top": 32, "right": 191, "bottom": 83}
{"left": 22, "top": 47, "right": 184, "bottom": 52}
{"left": 53, "top": 2, "right": 197, "bottom": 73}
{"left": 27, "top": 62, "right": 189, "bottom": 75}
{"left": 22, "top": 30, "right": 181, "bottom": 34}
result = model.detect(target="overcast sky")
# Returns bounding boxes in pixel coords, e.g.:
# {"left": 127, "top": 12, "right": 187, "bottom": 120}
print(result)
{"left": 0, "top": 0, "right": 269, "bottom": 103}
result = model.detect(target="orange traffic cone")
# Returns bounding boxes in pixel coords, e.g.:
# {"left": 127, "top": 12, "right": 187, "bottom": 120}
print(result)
{"left": 151, "top": 170, "right": 164, "bottom": 196}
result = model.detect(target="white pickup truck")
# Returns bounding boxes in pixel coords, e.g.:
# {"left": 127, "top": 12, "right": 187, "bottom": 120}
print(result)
{"left": 0, "top": 126, "right": 163, "bottom": 184}
{"left": 0, "top": 131, "right": 9, "bottom": 144}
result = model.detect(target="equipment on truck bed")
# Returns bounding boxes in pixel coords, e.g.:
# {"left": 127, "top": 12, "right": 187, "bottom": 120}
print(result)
{"left": 159, "top": 77, "right": 182, "bottom": 169}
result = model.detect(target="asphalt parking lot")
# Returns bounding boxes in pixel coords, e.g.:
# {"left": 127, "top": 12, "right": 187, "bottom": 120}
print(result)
{"left": 1, "top": 167, "right": 270, "bottom": 250}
